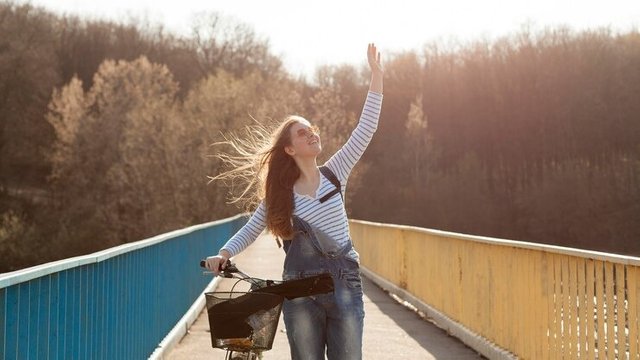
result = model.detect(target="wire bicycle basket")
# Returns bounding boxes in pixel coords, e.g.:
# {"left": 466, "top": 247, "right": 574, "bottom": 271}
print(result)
{"left": 205, "top": 291, "right": 283, "bottom": 352}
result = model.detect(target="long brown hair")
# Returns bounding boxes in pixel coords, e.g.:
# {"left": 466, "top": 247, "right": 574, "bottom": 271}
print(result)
{"left": 209, "top": 116, "right": 304, "bottom": 241}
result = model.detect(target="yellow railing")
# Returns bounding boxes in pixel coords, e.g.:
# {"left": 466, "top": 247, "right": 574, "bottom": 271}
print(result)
{"left": 349, "top": 219, "right": 640, "bottom": 360}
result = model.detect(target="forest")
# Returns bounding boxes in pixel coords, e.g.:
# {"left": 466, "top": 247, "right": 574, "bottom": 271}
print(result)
{"left": 1, "top": 2, "right": 638, "bottom": 272}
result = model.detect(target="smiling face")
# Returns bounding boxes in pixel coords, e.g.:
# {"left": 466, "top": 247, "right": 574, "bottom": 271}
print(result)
{"left": 284, "top": 117, "right": 322, "bottom": 158}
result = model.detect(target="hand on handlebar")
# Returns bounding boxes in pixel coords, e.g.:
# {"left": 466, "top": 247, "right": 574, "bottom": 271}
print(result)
{"left": 203, "top": 254, "right": 229, "bottom": 275}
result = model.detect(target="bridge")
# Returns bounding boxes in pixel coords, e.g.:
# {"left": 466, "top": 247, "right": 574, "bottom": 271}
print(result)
{"left": 1, "top": 214, "right": 638, "bottom": 359}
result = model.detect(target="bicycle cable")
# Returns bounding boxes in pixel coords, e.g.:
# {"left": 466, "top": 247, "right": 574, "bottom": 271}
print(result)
{"left": 228, "top": 276, "right": 271, "bottom": 294}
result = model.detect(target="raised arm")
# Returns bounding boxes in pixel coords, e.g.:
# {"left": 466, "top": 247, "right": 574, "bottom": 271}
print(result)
{"left": 324, "top": 43, "right": 384, "bottom": 181}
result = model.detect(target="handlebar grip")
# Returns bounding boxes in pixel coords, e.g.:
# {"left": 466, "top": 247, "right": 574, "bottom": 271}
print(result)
{"left": 200, "top": 258, "right": 232, "bottom": 273}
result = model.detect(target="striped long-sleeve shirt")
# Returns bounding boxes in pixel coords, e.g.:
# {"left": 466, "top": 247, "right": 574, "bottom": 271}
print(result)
{"left": 220, "top": 91, "right": 383, "bottom": 259}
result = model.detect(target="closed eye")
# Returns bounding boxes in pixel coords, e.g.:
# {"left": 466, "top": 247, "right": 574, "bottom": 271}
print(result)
{"left": 297, "top": 125, "right": 320, "bottom": 137}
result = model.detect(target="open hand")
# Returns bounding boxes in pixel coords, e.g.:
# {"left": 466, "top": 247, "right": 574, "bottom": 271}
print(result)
{"left": 367, "top": 43, "right": 383, "bottom": 75}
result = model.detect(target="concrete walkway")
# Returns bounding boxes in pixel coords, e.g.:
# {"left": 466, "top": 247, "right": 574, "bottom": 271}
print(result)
{"left": 166, "top": 233, "right": 485, "bottom": 359}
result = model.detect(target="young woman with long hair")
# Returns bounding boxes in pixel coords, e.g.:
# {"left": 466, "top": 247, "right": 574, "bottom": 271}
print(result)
{"left": 204, "top": 43, "right": 383, "bottom": 360}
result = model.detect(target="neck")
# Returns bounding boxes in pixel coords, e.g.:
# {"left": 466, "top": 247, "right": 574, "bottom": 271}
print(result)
{"left": 295, "top": 156, "right": 319, "bottom": 181}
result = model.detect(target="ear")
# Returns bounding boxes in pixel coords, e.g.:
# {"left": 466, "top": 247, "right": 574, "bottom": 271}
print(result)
{"left": 284, "top": 145, "right": 295, "bottom": 156}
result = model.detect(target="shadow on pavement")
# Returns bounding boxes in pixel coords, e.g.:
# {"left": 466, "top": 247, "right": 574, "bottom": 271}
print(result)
{"left": 361, "top": 276, "right": 486, "bottom": 359}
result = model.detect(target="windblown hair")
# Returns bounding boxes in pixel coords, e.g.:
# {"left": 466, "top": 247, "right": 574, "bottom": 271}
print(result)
{"left": 209, "top": 116, "right": 306, "bottom": 242}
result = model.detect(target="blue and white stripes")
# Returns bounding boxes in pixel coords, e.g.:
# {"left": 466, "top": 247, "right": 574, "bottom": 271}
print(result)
{"left": 220, "top": 91, "right": 383, "bottom": 257}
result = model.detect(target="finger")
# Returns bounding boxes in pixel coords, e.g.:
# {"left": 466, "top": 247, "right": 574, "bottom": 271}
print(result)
{"left": 212, "top": 259, "right": 220, "bottom": 272}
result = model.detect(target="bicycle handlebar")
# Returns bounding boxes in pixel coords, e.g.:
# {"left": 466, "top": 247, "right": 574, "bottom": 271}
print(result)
{"left": 200, "top": 259, "right": 335, "bottom": 299}
{"left": 199, "top": 259, "right": 239, "bottom": 275}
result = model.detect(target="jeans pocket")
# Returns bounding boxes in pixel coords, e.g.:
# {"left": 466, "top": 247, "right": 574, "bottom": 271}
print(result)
{"left": 341, "top": 271, "right": 362, "bottom": 290}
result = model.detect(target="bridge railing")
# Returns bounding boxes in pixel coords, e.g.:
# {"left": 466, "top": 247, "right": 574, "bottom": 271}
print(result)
{"left": 0, "top": 214, "right": 247, "bottom": 360}
{"left": 350, "top": 219, "right": 640, "bottom": 360}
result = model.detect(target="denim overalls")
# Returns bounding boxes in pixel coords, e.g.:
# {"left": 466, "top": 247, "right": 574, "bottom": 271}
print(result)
{"left": 281, "top": 214, "right": 364, "bottom": 360}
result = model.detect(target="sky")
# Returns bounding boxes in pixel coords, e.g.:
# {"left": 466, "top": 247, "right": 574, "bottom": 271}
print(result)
{"left": 18, "top": 0, "right": 640, "bottom": 78}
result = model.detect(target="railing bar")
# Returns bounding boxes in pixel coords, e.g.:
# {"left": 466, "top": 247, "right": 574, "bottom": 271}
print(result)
{"left": 522, "top": 250, "right": 528, "bottom": 357}
{"left": 629, "top": 267, "right": 639, "bottom": 360}
{"left": 532, "top": 250, "right": 541, "bottom": 359}
{"left": 578, "top": 258, "right": 587, "bottom": 359}
{"left": 135, "top": 251, "right": 141, "bottom": 358}
{"left": 115, "top": 255, "right": 121, "bottom": 360}
{"left": 36, "top": 276, "right": 50, "bottom": 360}
{"left": 605, "top": 262, "right": 616, "bottom": 360}
{"left": 615, "top": 264, "right": 626, "bottom": 360}
{"left": 81, "top": 267, "right": 86, "bottom": 360}
{"left": 540, "top": 253, "right": 553, "bottom": 360}
{"left": 634, "top": 267, "right": 640, "bottom": 360}
{"left": 596, "top": 261, "right": 606, "bottom": 359}
{"left": 124, "top": 253, "right": 130, "bottom": 359}
{"left": 94, "top": 264, "right": 100, "bottom": 360}
{"left": 87, "top": 266, "right": 93, "bottom": 360}
{"left": 74, "top": 269, "right": 79, "bottom": 360}
{"left": 561, "top": 256, "right": 570, "bottom": 358}
{"left": 139, "top": 250, "right": 144, "bottom": 356}
{"left": 122, "top": 254, "right": 128, "bottom": 359}
{"left": 59, "top": 272, "right": 65, "bottom": 360}
{"left": 511, "top": 248, "right": 519, "bottom": 355}
{"left": 554, "top": 254, "right": 563, "bottom": 359}
{"left": 545, "top": 252, "right": 555, "bottom": 359}
{"left": 528, "top": 250, "right": 536, "bottom": 358}
{"left": 52, "top": 272, "right": 58, "bottom": 360}
{"left": 569, "top": 257, "right": 577, "bottom": 358}
{"left": 46, "top": 275, "right": 51, "bottom": 360}
{"left": 27, "top": 282, "right": 32, "bottom": 359}
{"left": 32, "top": 279, "right": 38, "bottom": 359}
{"left": 102, "top": 259, "right": 110, "bottom": 360}
{"left": 586, "top": 260, "right": 596, "bottom": 360}
{"left": 18, "top": 282, "right": 29, "bottom": 360}
{"left": 91, "top": 263, "right": 95, "bottom": 360}
{"left": 1, "top": 287, "right": 6, "bottom": 360}
{"left": 499, "top": 246, "right": 506, "bottom": 351}
{"left": 127, "top": 252, "right": 133, "bottom": 358}
{"left": 98, "top": 261, "right": 105, "bottom": 360}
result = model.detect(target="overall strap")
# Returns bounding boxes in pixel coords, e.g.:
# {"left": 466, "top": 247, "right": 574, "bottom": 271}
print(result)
{"left": 318, "top": 165, "right": 342, "bottom": 203}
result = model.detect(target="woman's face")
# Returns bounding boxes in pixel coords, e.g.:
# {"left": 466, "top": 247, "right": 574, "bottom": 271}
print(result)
{"left": 285, "top": 119, "right": 322, "bottom": 158}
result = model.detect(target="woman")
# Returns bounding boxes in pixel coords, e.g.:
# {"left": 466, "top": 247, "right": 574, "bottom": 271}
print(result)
{"left": 204, "top": 43, "right": 383, "bottom": 360}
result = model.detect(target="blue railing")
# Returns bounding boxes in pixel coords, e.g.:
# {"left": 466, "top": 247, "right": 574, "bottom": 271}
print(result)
{"left": 0, "top": 214, "right": 247, "bottom": 360}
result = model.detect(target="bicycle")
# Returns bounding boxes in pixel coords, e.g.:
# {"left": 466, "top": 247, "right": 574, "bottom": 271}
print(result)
{"left": 199, "top": 259, "right": 334, "bottom": 360}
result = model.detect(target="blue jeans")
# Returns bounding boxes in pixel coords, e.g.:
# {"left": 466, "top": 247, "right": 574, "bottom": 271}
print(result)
{"left": 281, "top": 215, "right": 365, "bottom": 360}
